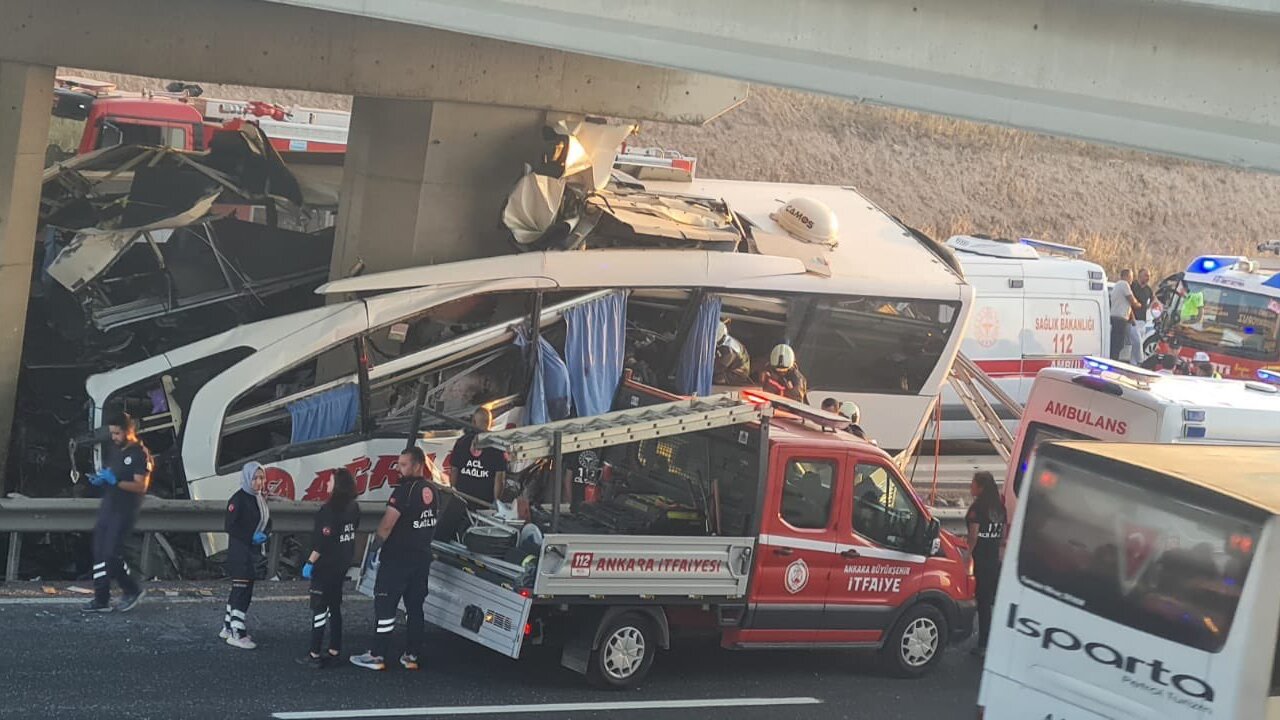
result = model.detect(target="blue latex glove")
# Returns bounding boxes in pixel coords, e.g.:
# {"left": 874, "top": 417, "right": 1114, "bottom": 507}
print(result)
{"left": 252, "top": 531, "right": 268, "bottom": 545}
{"left": 99, "top": 468, "right": 118, "bottom": 487}
{"left": 87, "top": 472, "right": 105, "bottom": 487}
{"left": 301, "top": 563, "right": 314, "bottom": 579}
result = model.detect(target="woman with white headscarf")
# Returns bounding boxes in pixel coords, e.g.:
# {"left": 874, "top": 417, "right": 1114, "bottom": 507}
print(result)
{"left": 221, "top": 461, "right": 272, "bottom": 649}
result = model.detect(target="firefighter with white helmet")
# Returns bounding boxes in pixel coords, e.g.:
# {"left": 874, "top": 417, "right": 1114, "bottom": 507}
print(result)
{"left": 713, "top": 320, "right": 752, "bottom": 386}
{"left": 838, "top": 400, "right": 869, "bottom": 441}
{"left": 759, "top": 342, "right": 808, "bottom": 403}
{"left": 1192, "top": 351, "right": 1221, "bottom": 378}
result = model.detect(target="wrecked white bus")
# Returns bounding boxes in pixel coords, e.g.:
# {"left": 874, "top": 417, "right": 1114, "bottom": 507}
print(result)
{"left": 83, "top": 179, "right": 973, "bottom": 552}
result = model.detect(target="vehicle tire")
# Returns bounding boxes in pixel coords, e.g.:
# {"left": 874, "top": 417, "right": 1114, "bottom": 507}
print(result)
{"left": 881, "top": 603, "right": 948, "bottom": 678}
{"left": 586, "top": 612, "right": 657, "bottom": 689}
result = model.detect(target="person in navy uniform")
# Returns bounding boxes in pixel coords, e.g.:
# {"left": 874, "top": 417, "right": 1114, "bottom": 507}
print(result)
{"left": 298, "top": 468, "right": 361, "bottom": 668}
{"left": 82, "top": 413, "right": 152, "bottom": 613}
{"left": 351, "top": 447, "right": 439, "bottom": 672}
{"left": 221, "top": 461, "right": 272, "bottom": 649}
{"left": 965, "top": 470, "right": 1007, "bottom": 658}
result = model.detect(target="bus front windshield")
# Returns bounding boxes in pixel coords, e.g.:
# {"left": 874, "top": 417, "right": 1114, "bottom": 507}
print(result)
{"left": 1017, "top": 453, "right": 1260, "bottom": 652}
{"left": 1176, "top": 281, "right": 1280, "bottom": 362}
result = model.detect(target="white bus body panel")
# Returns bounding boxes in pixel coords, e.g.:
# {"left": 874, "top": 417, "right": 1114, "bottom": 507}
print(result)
{"left": 86, "top": 179, "right": 973, "bottom": 552}
{"left": 981, "top": 485, "right": 1280, "bottom": 719}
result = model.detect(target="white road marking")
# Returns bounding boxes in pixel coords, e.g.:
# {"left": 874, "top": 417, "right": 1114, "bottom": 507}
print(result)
{"left": 0, "top": 594, "right": 369, "bottom": 606}
{"left": 272, "top": 697, "right": 824, "bottom": 719}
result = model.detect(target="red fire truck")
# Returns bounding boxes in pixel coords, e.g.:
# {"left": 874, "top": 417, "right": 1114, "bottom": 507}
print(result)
{"left": 358, "top": 380, "right": 974, "bottom": 688}
{"left": 51, "top": 75, "right": 348, "bottom": 156}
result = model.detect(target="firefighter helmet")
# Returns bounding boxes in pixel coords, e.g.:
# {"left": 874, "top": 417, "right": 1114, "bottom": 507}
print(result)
{"left": 770, "top": 343, "right": 796, "bottom": 371}
{"left": 839, "top": 401, "right": 860, "bottom": 423}
{"left": 716, "top": 321, "right": 729, "bottom": 345}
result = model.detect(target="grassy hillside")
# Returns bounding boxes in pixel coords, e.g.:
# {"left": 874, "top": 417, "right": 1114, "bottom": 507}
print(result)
{"left": 62, "top": 69, "right": 1280, "bottom": 277}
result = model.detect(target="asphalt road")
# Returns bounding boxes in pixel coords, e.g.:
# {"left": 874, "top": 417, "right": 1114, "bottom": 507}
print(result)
{"left": 0, "top": 591, "right": 982, "bottom": 720}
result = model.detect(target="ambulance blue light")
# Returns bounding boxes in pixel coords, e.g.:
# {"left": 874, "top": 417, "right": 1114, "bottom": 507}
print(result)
{"left": 1084, "top": 357, "right": 1114, "bottom": 373}
{"left": 1186, "top": 255, "right": 1243, "bottom": 274}
{"left": 1258, "top": 368, "right": 1280, "bottom": 385}
{"left": 1183, "top": 425, "right": 1207, "bottom": 438}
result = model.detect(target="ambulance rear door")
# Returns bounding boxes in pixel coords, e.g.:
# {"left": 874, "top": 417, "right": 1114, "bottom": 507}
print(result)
{"left": 1019, "top": 260, "right": 1106, "bottom": 400}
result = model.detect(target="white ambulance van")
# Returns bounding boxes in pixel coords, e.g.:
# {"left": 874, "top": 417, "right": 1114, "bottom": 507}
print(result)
{"left": 980, "top": 441, "right": 1280, "bottom": 720}
{"left": 1002, "top": 357, "right": 1280, "bottom": 515}
{"left": 937, "top": 235, "right": 1109, "bottom": 440}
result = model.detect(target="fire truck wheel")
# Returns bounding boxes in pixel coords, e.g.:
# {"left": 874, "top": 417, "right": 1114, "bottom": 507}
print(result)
{"left": 587, "top": 613, "right": 657, "bottom": 689}
{"left": 881, "top": 603, "right": 948, "bottom": 677}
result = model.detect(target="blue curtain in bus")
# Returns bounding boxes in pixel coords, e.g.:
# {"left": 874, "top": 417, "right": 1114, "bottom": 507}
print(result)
{"left": 288, "top": 382, "right": 359, "bottom": 444}
{"left": 675, "top": 294, "right": 723, "bottom": 396}
{"left": 514, "top": 326, "right": 572, "bottom": 425}
{"left": 563, "top": 291, "right": 628, "bottom": 417}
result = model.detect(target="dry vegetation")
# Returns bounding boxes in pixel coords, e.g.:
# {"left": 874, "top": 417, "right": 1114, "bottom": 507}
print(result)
{"left": 63, "top": 69, "right": 1280, "bottom": 277}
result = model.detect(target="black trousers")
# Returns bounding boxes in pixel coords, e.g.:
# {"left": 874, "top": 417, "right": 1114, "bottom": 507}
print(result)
{"left": 975, "top": 560, "right": 1000, "bottom": 649}
{"left": 309, "top": 575, "right": 345, "bottom": 655}
{"left": 372, "top": 557, "right": 430, "bottom": 659}
{"left": 224, "top": 539, "right": 258, "bottom": 637}
{"left": 92, "top": 509, "right": 139, "bottom": 604}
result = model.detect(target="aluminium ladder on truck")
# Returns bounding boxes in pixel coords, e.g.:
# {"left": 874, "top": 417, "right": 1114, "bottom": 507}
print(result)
{"left": 477, "top": 391, "right": 773, "bottom": 464}
{"left": 947, "top": 352, "right": 1022, "bottom": 462}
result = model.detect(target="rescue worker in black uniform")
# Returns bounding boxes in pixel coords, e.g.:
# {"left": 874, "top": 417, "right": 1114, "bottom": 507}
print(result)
{"left": 965, "top": 470, "right": 1007, "bottom": 658}
{"left": 221, "top": 461, "right": 271, "bottom": 649}
{"left": 759, "top": 343, "right": 808, "bottom": 403}
{"left": 447, "top": 406, "right": 508, "bottom": 505}
{"left": 713, "top": 321, "right": 752, "bottom": 386}
{"left": 562, "top": 448, "right": 604, "bottom": 511}
{"left": 351, "top": 446, "right": 439, "bottom": 671}
{"left": 82, "top": 413, "right": 151, "bottom": 613}
{"left": 298, "top": 468, "right": 361, "bottom": 668}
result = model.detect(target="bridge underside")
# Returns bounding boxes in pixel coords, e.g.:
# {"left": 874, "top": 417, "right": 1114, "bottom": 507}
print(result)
{"left": 273, "top": 0, "right": 1280, "bottom": 173}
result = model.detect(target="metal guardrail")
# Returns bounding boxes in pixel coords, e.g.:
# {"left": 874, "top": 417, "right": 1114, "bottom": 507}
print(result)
{"left": 0, "top": 497, "right": 388, "bottom": 582}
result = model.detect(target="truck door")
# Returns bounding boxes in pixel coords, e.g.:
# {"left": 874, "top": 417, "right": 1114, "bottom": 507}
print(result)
{"left": 824, "top": 457, "right": 929, "bottom": 643}
{"left": 743, "top": 449, "right": 845, "bottom": 642}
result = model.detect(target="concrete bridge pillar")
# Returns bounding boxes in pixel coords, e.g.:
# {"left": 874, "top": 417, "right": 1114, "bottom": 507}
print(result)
{"left": 0, "top": 62, "right": 54, "bottom": 477}
{"left": 331, "top": 99, "right": 546, "bottom": 278}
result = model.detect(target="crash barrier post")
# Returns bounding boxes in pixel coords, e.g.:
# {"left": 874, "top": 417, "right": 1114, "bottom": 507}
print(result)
{"left": 0, "top": 497, "right": 387, "bottom": 582}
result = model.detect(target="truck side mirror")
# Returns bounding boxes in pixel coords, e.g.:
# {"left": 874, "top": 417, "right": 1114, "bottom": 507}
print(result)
{"left": 922, "top": 518, "right": 941, "bottom": 556}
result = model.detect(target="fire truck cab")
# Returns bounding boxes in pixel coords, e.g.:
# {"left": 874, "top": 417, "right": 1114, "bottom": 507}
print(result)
{"left": 51, "top": 75, "right": 349, "bottom": 156}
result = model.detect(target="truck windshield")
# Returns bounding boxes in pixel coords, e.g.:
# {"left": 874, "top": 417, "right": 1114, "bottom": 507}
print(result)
{"left": 1017, "top": 452, "right": 1259, "bottom": 652}
{"left": 1176, "top": 281, "right": 1280, "bottom": 362}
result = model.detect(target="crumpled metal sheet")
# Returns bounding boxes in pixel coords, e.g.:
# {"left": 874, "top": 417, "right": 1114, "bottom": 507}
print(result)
{"left": 47, "top": 194, "right": 220, "bottom": 292}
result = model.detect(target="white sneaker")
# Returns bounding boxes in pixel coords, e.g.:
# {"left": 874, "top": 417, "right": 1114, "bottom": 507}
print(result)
{"left": 226, "top": 633, "right": 257, "bottom": 650}
{"left": 218, "top": 627, "right": 231, "bottom": 640}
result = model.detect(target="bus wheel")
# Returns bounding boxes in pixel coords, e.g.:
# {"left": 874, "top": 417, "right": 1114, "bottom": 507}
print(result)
{"left": 587, "top": 612, "right": 656, "bottom": 689}
{"left": 882, "top": 604, "right": 948, "bottom": 677}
